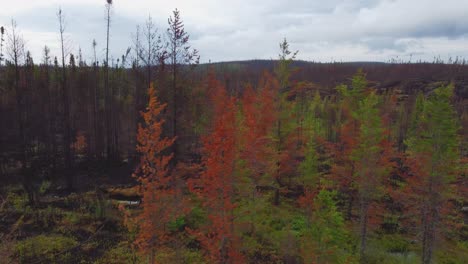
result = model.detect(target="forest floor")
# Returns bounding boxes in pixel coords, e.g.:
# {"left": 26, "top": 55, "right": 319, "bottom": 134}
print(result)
{"left": 0, "top": 161, "right": 467, "bottom": 263}
{"left": 0, "top": 161, "right": 142, "bottom": 263}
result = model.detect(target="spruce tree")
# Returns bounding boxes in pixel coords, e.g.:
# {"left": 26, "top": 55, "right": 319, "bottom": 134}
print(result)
{"left": 405, "top": 84, "right": 460, "bottom": 264}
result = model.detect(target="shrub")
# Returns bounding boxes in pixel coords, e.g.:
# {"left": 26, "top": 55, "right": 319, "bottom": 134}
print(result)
{"left": 380, "top": 234, "right": 410, "bottom": 253}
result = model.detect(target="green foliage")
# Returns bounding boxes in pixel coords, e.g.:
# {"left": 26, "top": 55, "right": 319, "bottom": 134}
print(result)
{"left": 291, "top": 215, "right": 307, "bottom": 232}
{"left": 94, "top": 241, "right": 140, "bottom": 264}
{"left": 435, "top": 241, "right": 468, "bottom": 264}
{"left": 39, "top": 180, "right": 51, "bottom": 195}
{"left": 6, "top": 190, "right": 29, "bottom": 212}
{"left": 379, "top": 234, "right": 411, "bottom": 253}
{"left": 299, "top": 137, "right": 320, "bottom": 188}
{"left": 299, "top": 92, "right": 327, "bottom": 188}
{"left": 62, "top": 210, "right": 83, "bottom": 225}
{"left": 351, "top": 91, "right": 389, "bottom": 186}
{"left": 16, "top": 234, "right": 78, "bottom": 263}
{"left": 408, "top": 91, "right": 425, "bottom": 137}
{"left": 337, "top": 69, "right": 367, "bottom": 101}
{"left": 154, "top": 248, "right": 206, "bottom": 264}
{"left": 236, "top": 194, "right": 302, "bottom": 262}
{"left": 185, "top": 205, "right": 206, "bottom": 229}
{"left": 168, "top": 216, "right": 186, "bottom": 232}
{"left": 299, "top": 190, "right": 355, "bottom": 263}
{"left": 406, "top": 84, "right": 460, "bottom": 170}
{"left": 274, "top": 38, "right": 298, "bottom": 88}
{"left": 365, "top": 247, "right": 419, "bottom": 264}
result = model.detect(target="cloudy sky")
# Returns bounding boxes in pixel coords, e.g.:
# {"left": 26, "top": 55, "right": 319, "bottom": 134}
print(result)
{"left": 1, "top": 0, "right": 468, "bottom": 63}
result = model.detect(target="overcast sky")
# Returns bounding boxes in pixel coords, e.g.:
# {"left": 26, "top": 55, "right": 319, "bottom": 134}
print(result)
{"left": 1, "top": 0, "right": 468, "bottom": 64}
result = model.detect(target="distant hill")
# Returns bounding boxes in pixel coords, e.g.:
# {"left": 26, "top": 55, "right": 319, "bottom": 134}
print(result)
{"left": 196, "top": 60, "right": 468, "bottom": 99}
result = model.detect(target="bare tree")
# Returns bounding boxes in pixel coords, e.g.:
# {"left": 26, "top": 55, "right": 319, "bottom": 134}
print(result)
{"left": 58, "top": 7, "right": 73, "bottom": 189}
{"left": 132, "top": 26, "right": 141, "bottom": 68}
{"left": 92, "top": 39, "right": 99, "bottom": 157}
{"left": 138, "top": 15, "right": 165, "bottom": 90}
{"left": 7, "top": 20, "right": 25, "bottom": 159}
{"left": 92, "top": 39, "right": 98, "bottom": 67}
{"left": 166, "top": 8, "right": 199, "bottom": 162}
{"left": 6, "top": 20, "right": 33, "bottom": 202}
{"left": 0, "top": 25, "right": 5, "bottom": 92}
{"left": 41, "top": 45, "right": 56, "bottom": 165}
{"left": 104, "top": 0, "right": 115, "bottom": 161}
{"left": 130, "top": 26, "right": 143, "bottom": 161}
{"left": 0, "top": 26, "right": 5, "bottom": 67}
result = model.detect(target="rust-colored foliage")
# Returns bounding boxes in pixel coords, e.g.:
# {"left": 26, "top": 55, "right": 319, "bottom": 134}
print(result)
{"left": 329, "top": 112, "right": 360, "bottom": 219}
{"left": 71, "top": 131, "right": 87, "bottom": 155}
{"left": 188, "top": 79, "right": 244, "bottom": 264}
{"left": 240, "top": 82, "right": 277, "bottom": 185}
{"left": 133, "top": 85, "right": 177, "bottom": 262}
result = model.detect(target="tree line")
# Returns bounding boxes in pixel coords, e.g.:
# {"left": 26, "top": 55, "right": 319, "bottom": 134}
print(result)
{"left": 0, "top": 5, "right": 199, "bottom": 196}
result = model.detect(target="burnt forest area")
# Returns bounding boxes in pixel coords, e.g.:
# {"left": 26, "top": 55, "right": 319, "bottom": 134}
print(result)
{"left": 0, "top": 2, "right": 467, "bottom": 264}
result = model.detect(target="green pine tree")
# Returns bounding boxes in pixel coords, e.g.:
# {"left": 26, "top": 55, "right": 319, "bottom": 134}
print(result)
{"left": 405, "top": 84, "right": 460, "bottom": 264}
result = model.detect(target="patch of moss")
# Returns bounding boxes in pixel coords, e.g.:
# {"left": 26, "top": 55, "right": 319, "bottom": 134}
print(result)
{"left": 94, "top": 241, "right": 139, "bottom": 264}
{"left": 16, "top": 234, "right": 78, "bottom": 263}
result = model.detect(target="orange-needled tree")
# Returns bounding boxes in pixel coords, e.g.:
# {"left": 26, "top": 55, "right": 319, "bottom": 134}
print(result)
{"left": 188, "top": 79, "right": 244, "bottom": 264}
{"left": 133, "top": 85, "right": 177, "bottom": 263}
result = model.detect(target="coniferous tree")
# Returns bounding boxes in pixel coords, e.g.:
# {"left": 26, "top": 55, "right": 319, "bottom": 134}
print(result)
{"left": 405, "top": 85, "right": 460, "bottom": 264}
{"left": 300, "top": 190, "right": 353, "bottom": 264}
{"left": 331, "top": 70, "right": 367, "bottom": 221}
{"left": 134, "top": 85, "right": 176, "bottom": 263}
{"left": 273, "top": 38, "right": 298, "bottom": 189}
{"left": 352, "top": 91, "right": 393, "bottom": 261}
{"left": 188, "top": 80, "right": 244, "bottom": 264}
{"left": 166, "top": 8, "right": 199, "bottom": 162}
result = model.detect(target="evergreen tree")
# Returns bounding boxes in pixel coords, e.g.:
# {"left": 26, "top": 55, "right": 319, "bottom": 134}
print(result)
{"left": 352, "top": 91, "right": 393, "bottom": 262}
{"left": 188, "top": 80, "right": 244, "bottom": 264}
{"left": 300, "top": 190, "right": 353, "bottom": 264}
{"left": 134, "top": 85, "right": 176, "bottom": 263}
{"left": 405, "top": 84, "right": 460, "bottom": 264}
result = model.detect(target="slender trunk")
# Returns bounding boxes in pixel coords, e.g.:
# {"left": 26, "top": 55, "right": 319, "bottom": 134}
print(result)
{"left": 0, "top": 30, "right": 4, "bottom": 68}
{"left": 86, "top": 67, "right": 94, "bottom": 158}
{"left": 59, "top": 14, "right": 72, "bottom": 190}
{"left": 172, "top": 54, "right": 177, "bottom": 163}
{"left": 13, "top": 52, "right": 28, "bottom": 201}
{"left": 346, "top": 192, "right": 354, "bottom": 220}
{"left": 129, "top": 65, "right": 139, "bottom": 161}
{"left": 359, "top": 197, "right": 369, "bottom": 263}
{"left": 113, "top": 67, "right": 119, "bottom": 158}
{"left": 52, "top": 63, "right": 60, "bottom": 169}
{"left": 147, "top": 35, "right": 151, "bottom": 90}
{"left": 422, "top": 178, "right": 436, "bottom": 264}
{"left": 44, "top": 63, "right": 54, "bottom": 165}
{"left": 93, "top": 62, "right": 99, "bottom": 158}
{"left": 105, "top": 4, "right": 113, "bottom": 162}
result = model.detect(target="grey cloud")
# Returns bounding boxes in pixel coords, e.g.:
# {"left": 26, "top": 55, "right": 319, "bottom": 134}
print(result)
{"left": 2, "top": 0, "right": 468, "bottom": 63}
{"left": 362, "top": 37, "right": 415, "bottom": 52}
{"left": 410, "top": 21, "right": 468, "bottom": 39}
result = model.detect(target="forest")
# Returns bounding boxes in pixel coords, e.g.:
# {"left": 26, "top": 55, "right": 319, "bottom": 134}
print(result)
{"left": 0, "top": 2, "right": 467, "bottom": 264}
